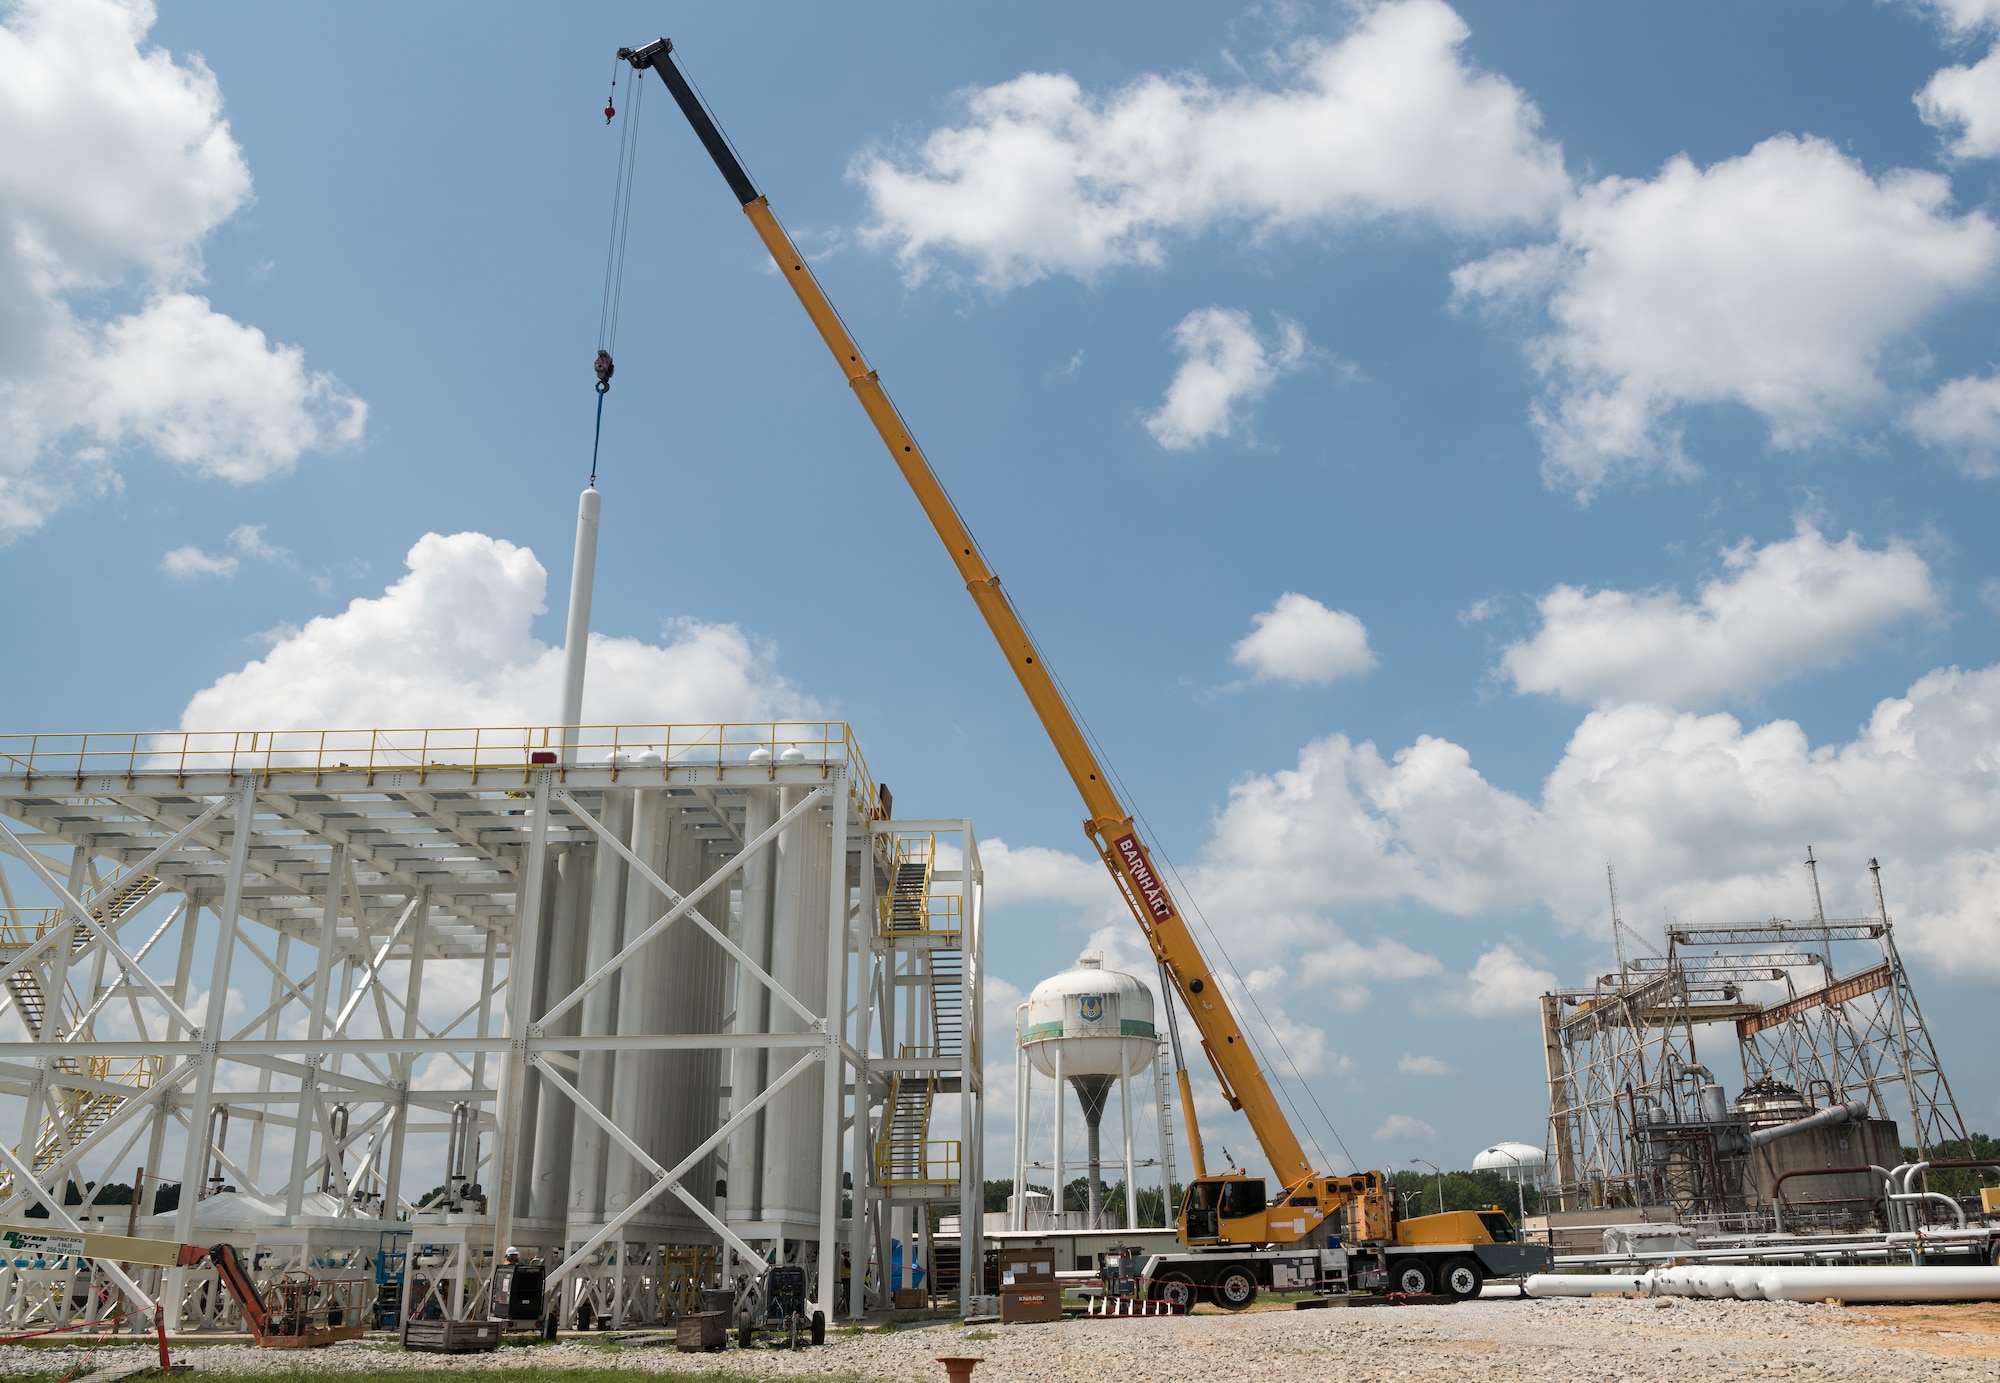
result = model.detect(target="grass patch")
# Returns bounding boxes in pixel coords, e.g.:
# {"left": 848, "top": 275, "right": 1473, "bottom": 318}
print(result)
{"left": 960, "top": 1330, "right": 996, "bottom": 1341}
{"left": 240, "top": 1370, "right": 874, "bottom": 1383}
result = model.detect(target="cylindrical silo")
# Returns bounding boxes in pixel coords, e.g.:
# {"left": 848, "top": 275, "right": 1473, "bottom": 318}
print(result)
{"left": 567, "top": 792, "right": 632, "bottom": 1226}
{"left": 605, "top": 790, "right": 674, "bottom": 1226}
{"left": 651, "top": 805, "right": 729, "bottom": 1236}
{"left": 529, "top": 845, "right": 594, "bottom": 1223}
{"left": 758, "top": 785, "right": 832, "bottom": 1228}
{"left": 726, "top": 787, "right": 779, "bottom": 1226}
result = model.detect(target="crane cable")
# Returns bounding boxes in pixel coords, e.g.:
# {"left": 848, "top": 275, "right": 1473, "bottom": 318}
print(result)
{"left": 1026, "top": 634, "right": 1356, "bottom": 1173}
{"left": 590, "top": 61, "right": 645, "bottom": 487}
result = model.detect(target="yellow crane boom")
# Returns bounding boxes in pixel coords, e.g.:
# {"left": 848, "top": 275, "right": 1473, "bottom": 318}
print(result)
{"left": 621, "top": 36, "right": 1327, "bottom": 1224}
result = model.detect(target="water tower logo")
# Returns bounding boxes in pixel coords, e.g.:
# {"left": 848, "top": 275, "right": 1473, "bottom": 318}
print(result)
{"left": 1077, "top": 994, "right": 1107, "bottom": 1025}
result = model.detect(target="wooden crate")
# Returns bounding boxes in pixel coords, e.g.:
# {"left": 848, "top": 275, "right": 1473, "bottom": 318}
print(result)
{"left": 892, "top": 1288, "right": 928, "bottom": 1310}
{"left": 401, "top": 1317, "right": 503, "bottom": 1353}
{"left": 676, "top": 1311, "right": 727, "bottom": 1352}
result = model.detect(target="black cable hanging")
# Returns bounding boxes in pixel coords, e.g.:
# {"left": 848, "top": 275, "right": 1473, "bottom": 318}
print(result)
{"left": 590, "top": 63, "right": 644, "bottom": 487}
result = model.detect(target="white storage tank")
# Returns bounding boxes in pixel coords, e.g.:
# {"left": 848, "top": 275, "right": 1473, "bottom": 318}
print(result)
{"left": 1021, "top": 957, "right": 1155, "bottom": 1079}
{"left": 1472, "top": 1141, "right": 1547, "bottom": 1184}
{"left": 1018, "top": 958, "right": 1157, "bottom": 1231}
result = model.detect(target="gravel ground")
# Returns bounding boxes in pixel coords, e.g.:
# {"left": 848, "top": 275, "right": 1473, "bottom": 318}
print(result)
{"left": 5, "top": 1296, "right": 1999, "bottom": 1383}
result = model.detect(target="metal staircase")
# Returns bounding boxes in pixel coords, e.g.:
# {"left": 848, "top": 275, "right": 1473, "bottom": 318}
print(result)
{"left": 884, "top": 846, "right": 930, "bottom": 933}
{"left": 0, "top": 875, "right": 167, "bottom": 1181}
{"left": 873, "top": 833, "right": 966, "bottom": 1191}
{"left": 929, "top": 948, "right": 964, "bottom": 1064}
{"left": 881, "top": 1074, "right": 934, "bottom": 1182}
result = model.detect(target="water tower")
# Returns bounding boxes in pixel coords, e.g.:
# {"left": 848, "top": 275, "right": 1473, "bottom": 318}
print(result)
{"left": 1012, "top": 957, "right": 1161, "bottom": 1231}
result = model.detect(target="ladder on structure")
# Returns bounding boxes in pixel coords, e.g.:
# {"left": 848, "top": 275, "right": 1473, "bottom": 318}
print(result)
{"left": 1155, "top": 1037, "right": 1178, "bottom": 1208}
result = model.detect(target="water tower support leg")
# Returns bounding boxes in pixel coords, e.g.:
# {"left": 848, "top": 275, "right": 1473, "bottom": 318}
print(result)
{"left": 1052, "top": 1045, "right": 1065, "bottom": 1227}
{"left": 1120, "top": 1062, "right": 1137, "bottom": 1233}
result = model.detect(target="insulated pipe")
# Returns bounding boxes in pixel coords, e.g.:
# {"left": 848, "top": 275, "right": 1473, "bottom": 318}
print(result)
{"left": 1885, "top": 1163, "right": 1915, "bottom": 1232}
{"left": 1890, "top": 1190, "right": 1967, "bottom": 1229}
{"left": 558, "top": 486, "right": 601, "bottom": 752}
{"left": 1749, "top": 1097, "right": 1870, "bottom": 1148}
{"left": 1523, "top": 1273, "right": 1654, "bottom": 1297}
{"left": 1757, "top": 1266, "right": 2000, "bottom": 1303}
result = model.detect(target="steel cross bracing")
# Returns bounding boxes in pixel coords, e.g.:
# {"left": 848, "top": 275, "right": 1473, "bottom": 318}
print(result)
{"left": 1543, "top": 968, "right": 1703, "bottom": 1210}
{"left": 0, "top": 722, "right": 979, "bottom": 1331}
{"left": 1669, "top": 915, "right": 1967, "bottom": 1159}
{"left": 1543, "top": 860, "right": 1965, "bottom": 1217}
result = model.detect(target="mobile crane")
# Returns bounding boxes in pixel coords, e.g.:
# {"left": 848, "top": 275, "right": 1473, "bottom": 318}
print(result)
{"left": 617, "top": 38, "right": 1550, "bottom": 1309}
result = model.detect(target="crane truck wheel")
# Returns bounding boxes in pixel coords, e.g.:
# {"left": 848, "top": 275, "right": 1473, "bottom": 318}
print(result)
{"left": 1212, "top": 1267, "right": 1258, "bottom": 1311}
{"left": 1390, "top": 1259, "right": 1434, "bottom": 1296}
{"left": 1438, "top": 1257, "right": 1483, "bottom": 1301}
{"left": 810, "top": 1310, "right": 826, "bottom": 1346}
{"left": 1152, "top": 1272, "right": 1198, "bottom": 1312}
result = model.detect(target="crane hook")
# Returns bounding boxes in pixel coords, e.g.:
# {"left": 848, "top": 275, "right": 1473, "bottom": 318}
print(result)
{"left": 604, "top": 100, "right": 616, "bottom": 124}
{"left": 594, "top": 349, "right": 615, "bottom": 394}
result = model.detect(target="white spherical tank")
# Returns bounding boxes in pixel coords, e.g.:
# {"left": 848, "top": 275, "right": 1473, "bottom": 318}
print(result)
{"left": 1020, "top": 957, "right": 1155, "bottom": 1078}
{"left": 1473, "top": 1142, "right": 1547, "bottom": 1177}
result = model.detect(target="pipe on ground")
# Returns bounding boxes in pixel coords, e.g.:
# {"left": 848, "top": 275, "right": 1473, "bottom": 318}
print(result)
{"left": 1536, "top": 1265, "right": 2000, "bottom": 1304}
{"left": 1523, "top": 1273, "right": 1654, "bottom": 1297}
{"left": 1757, "top": 1266, "right": 2000, "bottom": 1303}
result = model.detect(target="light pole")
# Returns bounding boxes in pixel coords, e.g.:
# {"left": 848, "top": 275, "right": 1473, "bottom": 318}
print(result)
{"left": 1495, "top": 1152, "right": 1527, "bottom": 1224}
{"left": 1411, "top": 1158, "right": 1444, "bottom": 1216}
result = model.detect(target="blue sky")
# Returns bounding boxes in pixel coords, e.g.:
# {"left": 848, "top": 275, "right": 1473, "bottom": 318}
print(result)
{"left": 5, "top": 0, "right": 2000, "bottom": 1182}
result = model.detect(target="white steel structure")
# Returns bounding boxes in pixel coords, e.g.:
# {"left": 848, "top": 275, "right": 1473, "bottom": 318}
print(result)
{"left": 0, "top": 723, "right": 982, "bottom": 1330}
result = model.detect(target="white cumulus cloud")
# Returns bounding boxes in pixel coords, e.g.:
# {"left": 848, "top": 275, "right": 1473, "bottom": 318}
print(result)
{"left": 1373, "top": 1113, "right": 1436, "bottom": 1143}
{"left": 1398, "top": 1053, "right": 1450, "bottom": 1076}
{"left": 1232, "top": 591, "right": 1377, "bottom": 685}
{"left": 1499, "top": 522, "right": 1941, "bottom": 706}
{"left": 1460, "top": 945, "right": 1558, "bottom": 1017}
{"left": 996, "top": 656, "right": 2000, "bottom": 1019}
{"left": 1189, "top": 666, "right": 2000, "bottom": 980}
{"left": 1454, "top": 135, "right": 1999, "bottom": 498}
{"left": 1144, "top": 308, "right": 1309, "bottom": 450}
{"left": 1914, "top": 0, "right": 2000, "bottom": 158}
{"left": 161, "top": 544, "right": 236, "bottom": 580}
{"left": 1907, "top": 369, "right": 2000, "bottom": 476}
{"left": 180, "top": 531, "right": 812, "bottom": 731}
{"left": 227, "top": 522, "right": 286, "bottom": 562}
{"left": 856, "top": 0, "right": 1567, "bottom": 291}
{"left": 1917, "top": 47, "right": 2000, "bottom": 158}
{"left": 0, "top": 0, "right": 364, "bottom": 538}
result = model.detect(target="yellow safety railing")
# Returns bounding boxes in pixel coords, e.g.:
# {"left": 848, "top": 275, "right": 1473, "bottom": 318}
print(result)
{"left": 0, "top": 722, "right": 878, "bottom": 814}
{"left": 876, "top": 832, "right": 962, "bottom": 938}
{"left": 873, "top": 1140, "right": 961, "bottom": 1187}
